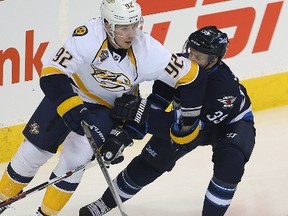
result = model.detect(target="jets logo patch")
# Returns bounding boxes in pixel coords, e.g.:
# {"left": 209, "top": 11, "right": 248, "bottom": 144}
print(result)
{"left": 73, "top": 26, "right": 88, "bottom": 37}
{"left": 217, "top": 96, "right": 237, "bottom": 109}
{"left": 91, "top": 64, "right": 132, "bottom": 92}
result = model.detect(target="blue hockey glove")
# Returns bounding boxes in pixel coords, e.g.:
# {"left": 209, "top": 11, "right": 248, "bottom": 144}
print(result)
{"left": 123, "top": 121, "right": 148, "bottom": 140}
{"left": 147, "top": 92, "right": 171, "bottom": 110}
{"left": 170, "top": 119, "right": 200, "bottom": 151}
{"left": 101, "top": 127, "right": 133, "bottom": 166}
{"left": 111, "top": 94, "right": 151, "bottom": 125}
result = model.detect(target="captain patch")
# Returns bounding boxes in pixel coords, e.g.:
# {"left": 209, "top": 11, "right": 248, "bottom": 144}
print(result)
{"left": 73, "top": 26, "right": 88, "bottom": 37}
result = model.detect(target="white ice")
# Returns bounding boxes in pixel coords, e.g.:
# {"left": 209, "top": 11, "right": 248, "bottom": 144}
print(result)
{"left": 1, "top": 105, "right": 288, "bottom": 216}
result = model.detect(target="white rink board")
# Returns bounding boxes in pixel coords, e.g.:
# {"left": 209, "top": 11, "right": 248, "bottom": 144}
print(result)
{"left": 0, "top": 0, "right": 288, "bottom": 126}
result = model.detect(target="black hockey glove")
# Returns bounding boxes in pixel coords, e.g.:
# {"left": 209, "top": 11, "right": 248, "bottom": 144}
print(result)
{"left": 57, "top": 95, "right": 93, "bottom": 136}
{"left": 170, "top": 119, "right": 200, "bottom": 151}
{"left": 101, "top": 127, "right": 133, "bottom": 167}
{"left": 111, "top": 94, "right": 151, "bottom": 125}
{"left": 62, "top": 105, "right": 91, "bottom": 135}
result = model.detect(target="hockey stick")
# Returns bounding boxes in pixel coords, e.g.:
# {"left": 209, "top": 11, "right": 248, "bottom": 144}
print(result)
{"left": 0, "top": 160, "right": 97, "bottom": 212}
{"left": 81, "top": 121, "right": 128, "bottom": 216}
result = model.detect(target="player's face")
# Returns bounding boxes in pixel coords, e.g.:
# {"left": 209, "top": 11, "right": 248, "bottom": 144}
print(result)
{"left": 113, "top": 23, "right": 139, "bottom": 49}
{"left": 189, "top": 48, "right": 217, "bottom": 70}
{"left": 188, "top": 48, "right": 209, "bottom": 67}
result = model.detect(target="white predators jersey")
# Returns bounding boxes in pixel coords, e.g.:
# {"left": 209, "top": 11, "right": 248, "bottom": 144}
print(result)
{"left": 42, "top": 18, "right": 199, "bottom": 108}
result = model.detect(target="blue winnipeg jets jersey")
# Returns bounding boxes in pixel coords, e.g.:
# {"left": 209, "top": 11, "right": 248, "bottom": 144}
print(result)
{"left": 41, "top": 18, "right": 200, "bottom": 109}
{"left": 200, "top": 61, "right": 253, "bottom": 127}
{"left": 151, "top": 61, "right": 253, "bottom": 127}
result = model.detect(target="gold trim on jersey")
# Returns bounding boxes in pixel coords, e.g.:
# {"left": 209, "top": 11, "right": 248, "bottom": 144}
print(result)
{"left": 41, "top": 66, "right": 65, "bottom": 77}
{"left": 57, "top": 96, "right": 84, "bottom": 117}
{"left": 175, "top": 61, "right": 199, "bottom": 87}
{"left": 72, "top": 73, "right": 113, "bottom": 108}
{"left": 93, "top": 39, "right": 109, "bottom": 63}
{"left": 132, "top": 84, "right": 139, "bottom": 95}
{"left": 128, "top": 47, "right": 138, "bottom": 80}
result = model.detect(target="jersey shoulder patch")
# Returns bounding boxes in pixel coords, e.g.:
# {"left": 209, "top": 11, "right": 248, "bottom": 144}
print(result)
{"left": 72, "top": 26, "right": 88, "bottom": 37}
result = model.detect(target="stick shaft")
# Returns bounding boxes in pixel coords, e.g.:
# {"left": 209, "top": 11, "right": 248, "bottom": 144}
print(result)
{"left": 82, "top": 121, "right": 128, "bottom": 216}
{"left": 0, "top": 161, "right": 96, "bottom": 210}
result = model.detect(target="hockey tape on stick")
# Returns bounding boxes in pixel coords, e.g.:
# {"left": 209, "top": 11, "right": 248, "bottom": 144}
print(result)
{"left": 0, "top": 160, "right": 97, "bottom": 213}
{"left": 81, "top": 121, "right": 128, "bottom": 216}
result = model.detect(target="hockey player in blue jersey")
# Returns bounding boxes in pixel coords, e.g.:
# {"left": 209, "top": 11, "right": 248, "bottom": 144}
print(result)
{"left": 79, "top": 26, "right": 256, "bottom": 216}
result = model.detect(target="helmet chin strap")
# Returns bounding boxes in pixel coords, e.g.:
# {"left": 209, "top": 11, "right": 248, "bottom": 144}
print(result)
{"left": 204, "top": 60, "right": 214, "bottom": 70}
{"left": 204, "top": 56, "right": 218, "bottom": 71}
{"left": 105, "top": 28, "right": 122, "bottom": 49}
{"left": 103, "top": 20, "right": 124, "bottom": 49}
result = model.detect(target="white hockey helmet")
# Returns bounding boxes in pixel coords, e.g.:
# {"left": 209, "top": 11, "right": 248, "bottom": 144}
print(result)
{"left": 101, "top": 0, "right": 142, "bottom": 31}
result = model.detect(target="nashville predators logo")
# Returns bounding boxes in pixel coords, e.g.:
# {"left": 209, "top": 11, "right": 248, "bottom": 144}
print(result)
{"left": 91, "top": 64, "right": 132, "bottom": 92}
{"left": 29, "top": 121, "right": 40, "bottom": 135}
{"left": 73, "top": 26, "right": 88, "bottom": 37}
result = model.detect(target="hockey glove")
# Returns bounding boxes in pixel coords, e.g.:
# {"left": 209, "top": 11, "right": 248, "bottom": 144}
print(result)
{"left": 170, "top": 119, "right": 200, "bottom": 151}
{"left": 101, "top": 127, "right": 133, "bottom": 166}
{"left": 123, "top": 121, "right": 147, "bottom": 140}
{"left": 147, "top": 92, "right": 171, "bottom": 110}
{"left": 57, "top": 95, "right": 91, "bottom": 135}
{"left": 111, "top": 94, "right": 150, "bottom": 125}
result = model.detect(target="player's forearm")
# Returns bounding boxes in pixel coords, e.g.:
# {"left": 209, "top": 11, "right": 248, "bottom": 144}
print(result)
{"left": 146, "top": 108, "right": 174, "bottom": 139}
{"left": 40, "top": 74, "right": 76, "bottom": 106}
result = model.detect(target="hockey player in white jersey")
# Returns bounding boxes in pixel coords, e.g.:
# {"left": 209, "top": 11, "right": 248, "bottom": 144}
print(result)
{"left": 0, "top": 0, "right": 206, "bottom": 215}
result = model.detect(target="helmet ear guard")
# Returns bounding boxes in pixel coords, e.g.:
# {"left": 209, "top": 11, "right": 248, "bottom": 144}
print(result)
{"left": 185, "top": 26, "right": 229, "bottom": 60}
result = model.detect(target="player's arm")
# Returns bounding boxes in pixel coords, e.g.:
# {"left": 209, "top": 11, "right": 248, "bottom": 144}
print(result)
{"left": 41, "top": 65, "right": 90, "bottom": 136}
{"left": 122, "top": 80, "right": 175, "bottom": 139}
{"left": 40, "top": 67, "right": 76, "bottom": 107}
{"left": 40, "top": 44, "right": 91, "bottom": 136}
{"left": 111, "top": 78, "right": 176, "bottom": 139}
{"left": 169, "top": 63, "right": 207, "bottom": 150}
{"left": 100, "top": 86, "right": 175, "bottom": 166}
{"left": 148, "top": 80, "right": 174, "bottom": 110}
{"left": 111, "top": 64, "right": 207, "bottom": 147}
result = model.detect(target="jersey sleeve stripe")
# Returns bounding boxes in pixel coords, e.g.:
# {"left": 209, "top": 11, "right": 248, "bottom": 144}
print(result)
{"left": 41, "top": 66, "right": 66, "bottom": 77}
{"left": 57, "top": 95, "right": 84, "bottom": 117}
